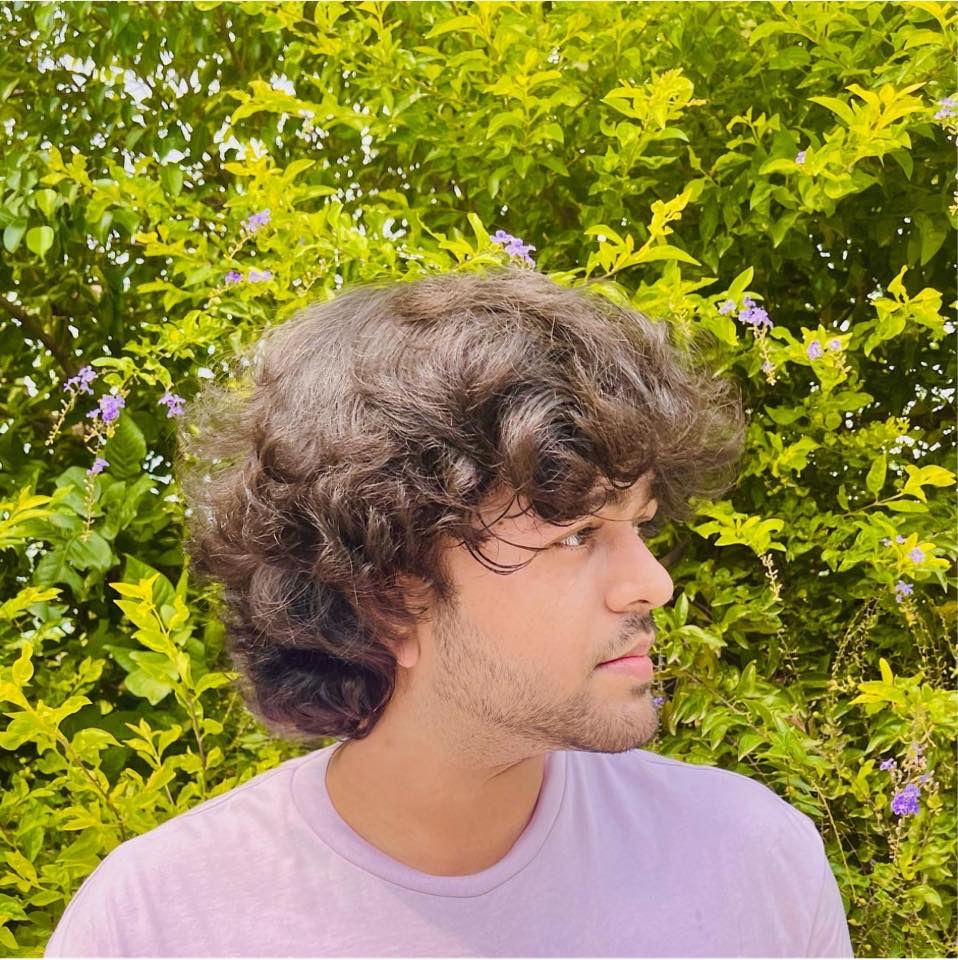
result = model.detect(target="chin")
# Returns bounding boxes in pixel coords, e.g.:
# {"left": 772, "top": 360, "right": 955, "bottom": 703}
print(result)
{"left": 558, "top": 696, "right": 660, "bottom": 755}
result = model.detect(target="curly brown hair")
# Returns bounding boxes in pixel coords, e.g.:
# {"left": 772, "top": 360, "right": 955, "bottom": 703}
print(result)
{"left": 176, "top": 266, "right": 745, "bottom": 743}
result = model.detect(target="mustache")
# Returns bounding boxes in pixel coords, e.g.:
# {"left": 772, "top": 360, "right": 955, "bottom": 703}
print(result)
{"left": 624, "top": 612, "right": 655, "bottom": 642}
{"left": 602, "top": 612, "right": 656, "bottom": 661}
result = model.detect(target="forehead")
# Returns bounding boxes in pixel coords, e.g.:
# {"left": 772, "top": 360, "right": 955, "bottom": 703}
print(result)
{"left": 475, "top": 474, "right": 656, "bottom": 542}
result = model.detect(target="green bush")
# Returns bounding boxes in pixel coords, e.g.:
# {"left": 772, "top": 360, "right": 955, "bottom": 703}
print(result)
{"left": 1, "top": 1, "right": 955, "bottom": 955}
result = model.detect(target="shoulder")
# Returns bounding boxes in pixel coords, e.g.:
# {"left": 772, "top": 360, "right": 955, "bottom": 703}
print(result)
{"left": 570, "top": 747, "right": 825, "bottom": 854}
{"left": 69, "top": 750, "right": 316, "bottom": 897}
{"left": 46, "top": 751, "right": 321, "bottom": 956}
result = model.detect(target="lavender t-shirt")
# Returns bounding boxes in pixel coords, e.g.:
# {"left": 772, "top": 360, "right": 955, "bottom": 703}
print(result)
{"left": 45, "top": 744, "right": 853, "bottom": 957}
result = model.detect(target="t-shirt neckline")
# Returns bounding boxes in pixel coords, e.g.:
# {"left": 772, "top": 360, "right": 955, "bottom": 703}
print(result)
{"left": 289, "top": 742, "right": 567, "bottom": 898}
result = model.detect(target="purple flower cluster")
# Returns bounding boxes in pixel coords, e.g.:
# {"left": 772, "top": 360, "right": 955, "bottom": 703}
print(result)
{"left": 225, "top": 269, "right": 272, "bottom": 284}
{"left": 651, "top": 695, "right": 666, "bottom": 708}
{"left": 86, "top": 393, "right": 125, "bottom": 424}
{"left": 807, "top": 338, "right": 843, "bottom": 361}
{"left": 934, "top": 97, "right": 957, "bottom": 121}
{"left": 894, "top": 580, "right": 913, "bottom": 603}
{"left": 739, "top": 297, "right": 772, "bottom": 330}
{"left": 242, "top": 209, "right": 271, "bottom": 233}
{"left": 891, "top": 782, "right": 920, "bottom": 817}
{"left": 491, "top": 230, "right": 536, "bottom": 267}
{"left": 881, "top": 535, "right": 907, "bottom": 546}
{"left": 87, "top": 456, "right": 109, "bottom": 476}
{"left": 795, "top": 150, "right": 807, "bottom": 164}
{"left": 63, "top": 365, "right": 98, "bottom": 395}
{"left": 722, "top": 295, "right": 772, "bottom": 330}
{"left": 159, "top": 391, "right": 185, "bottom": 418}
{"left": 909, "top": 547, "right": 924, "bottom": 564}
{"left": 880, "top": 743, "right": 933, "bottom": 818}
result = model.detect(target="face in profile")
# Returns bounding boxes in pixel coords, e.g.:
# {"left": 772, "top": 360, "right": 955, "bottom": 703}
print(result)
{"left": 399, "top": 475, "right": 674, "bottom": 758}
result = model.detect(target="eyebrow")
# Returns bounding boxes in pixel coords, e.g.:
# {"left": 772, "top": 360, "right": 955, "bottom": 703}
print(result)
{"left": 542, "top": 494, "right": 658, "bottom": 543}
{"left": 590, "top": 484, "right": 658, "bottom": 517}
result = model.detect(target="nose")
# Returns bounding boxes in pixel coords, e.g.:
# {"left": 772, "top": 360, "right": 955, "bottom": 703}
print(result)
{"left": 607, "top": 532, "right": 674, "bottom": 612}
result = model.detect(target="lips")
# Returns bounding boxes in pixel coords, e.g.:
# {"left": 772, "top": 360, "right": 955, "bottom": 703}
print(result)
{"left": 599, "top": 634, "right": 654, "bottom": 665}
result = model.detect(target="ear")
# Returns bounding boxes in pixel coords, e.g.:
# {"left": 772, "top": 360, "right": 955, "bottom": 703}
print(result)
{"left": 393, "top": 631, "right": 420, "bottom": 670}
{"left": 391, "top": 572, "right": 432, "bottom": 671}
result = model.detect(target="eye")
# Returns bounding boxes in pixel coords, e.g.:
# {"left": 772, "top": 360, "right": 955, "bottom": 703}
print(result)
{"left": 555, "top": 516, "right": 664, "bottom": 550}
{"left": 555, "top": 524, "right": 600, "bottom": 550}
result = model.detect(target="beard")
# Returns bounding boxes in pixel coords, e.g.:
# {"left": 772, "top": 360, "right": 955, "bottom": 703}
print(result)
{"left": 425, "top": 597, "right": 660, "bottom": 762}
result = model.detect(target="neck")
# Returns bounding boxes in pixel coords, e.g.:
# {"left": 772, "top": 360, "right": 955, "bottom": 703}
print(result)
{"left": 324, "top": 709, "right": 547, "bottom": 876}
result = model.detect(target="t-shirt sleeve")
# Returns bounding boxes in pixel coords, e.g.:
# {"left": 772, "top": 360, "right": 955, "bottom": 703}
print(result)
{"left": 44, "top": 846, "right": 131, "bottom": 957}
{"left": 805, "top": 843, "right": 855, "bottom": 957}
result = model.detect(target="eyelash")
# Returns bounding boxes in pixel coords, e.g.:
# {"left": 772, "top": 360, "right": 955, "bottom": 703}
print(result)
{"left": 555, "top": 517, "right": 665, "bottom": 550}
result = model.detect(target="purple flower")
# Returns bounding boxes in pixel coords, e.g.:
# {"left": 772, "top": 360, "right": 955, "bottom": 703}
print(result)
{"left": 242, "top": 209, "right": 271, "bottom": 233}
{"left": 248, "top": 269, "right": 273, "bottom": 283}
{"left": 894, "top": 580, "right": 913, "bottom": 602}
{"left": 718, "top": 299, "right": 736, "bottom": 315}
{"left": 738, "top": 305, "right": 772, "bottom": 330}
{"left": 909, "top": 547, "right": 924, "bottom": 563}
{"left": 224, "top": 270, "right": 244, "bottom": 285}
{"left": 895, "top": 534, "right": 906, "bottom": 544}
{"left": 890, "top": 782, "right": 920, "bottom": 817}
{"left": 762, "top": 360, "right": 774, "bottom": 373}
{"left": 879, "top": 758, "right": 896, "bottom": 771}
{"left": 828, "top": 338, "right": 841, "bottom": 351}
{"left": 87, "top": 456, "right": 109, "bottom": 476}
{"left": 881, "top": 538, "right": 891, "bottom": 547}
{"left": 807, "top": 341, "right": 823, "bottom": 361}
{"left": 741, "top": 296, "right": 755, "bottom": 309}
{"left": 491, "top": 229, "right": 536, "bottom": 267}
{"left": 795, "top": 150, "right": 807, "bottom": 164}
{"left": 87, "top": 394, "right": 125, "bottom": 424}
{"left": 651, "top": 695, "right": 666, "bottom": 708}
{"left": 159, "top": 391, "right": 185, "bottom": 418}
{"left": 63, "top": 365, "right": 98, "bottom": 395}
{"left": 935, "top": 99, "right": 957, "bottom": 120}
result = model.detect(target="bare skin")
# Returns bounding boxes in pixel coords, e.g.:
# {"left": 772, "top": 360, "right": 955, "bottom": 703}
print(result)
{"left": 325, "top": 474, "right": 674, "bottom": 876}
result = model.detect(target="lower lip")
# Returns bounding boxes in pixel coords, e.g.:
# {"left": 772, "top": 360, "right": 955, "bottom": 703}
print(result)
{"left": 596, "top": 655, "right": 653, "bottom": 680}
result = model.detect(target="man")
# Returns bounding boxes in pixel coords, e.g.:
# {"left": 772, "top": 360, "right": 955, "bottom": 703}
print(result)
{"left": 46, "top": 267, "right": 853, "bottom": 957}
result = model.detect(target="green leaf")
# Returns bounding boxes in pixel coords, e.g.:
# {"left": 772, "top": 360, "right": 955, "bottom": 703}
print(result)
{"left": 25, "top": 225, "right": 54, "bottom": 256}
{"left": 424, "top": 14, "right": 481, "bottom": 38}
{"left": 123, "top": 669, "right": 173, "bottom": 706}
{"left": 101, "top": 414, "right": 147, "bottom": 481}
{"left": 879, "top": 658, "right": 893, "bottom": 684}
{"left": 632, "top": 244, "right": 700, "bottom": 266}
{"left": 865, "top": 454, "right": 887, "bottom": 496}
{"left": 737, "top": 731, "right": 765, "bottom": 760}
{"left": 11, "top": 644, "right": 33, "bottom": 687}
{"left": 66, "top": 531, "right": 113, "bottom": 573}
{"left": 194, "top": 671, "right": 234, "bottom": 695}
{"left": 34, "top": 188, "right": 59, "bottom": 219}
{"left": 808, "top": 95, "right": 855, "bottom": 125}
{"left": 727, "top": 267, "right": 754, "bottom": 302}
{"left": 3, "top": 222, "right": 27, "bottom": 253}
{"left": 160, "top": 164, "right": 184, "bottom": 198}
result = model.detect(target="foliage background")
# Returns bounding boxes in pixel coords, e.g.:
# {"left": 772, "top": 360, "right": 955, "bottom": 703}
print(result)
{"left": 0, "top": 1, "right": 955, "bottom": 956}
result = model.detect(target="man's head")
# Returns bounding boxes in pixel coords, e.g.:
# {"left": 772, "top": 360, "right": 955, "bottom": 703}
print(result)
{"left": 178, "top": 267, "right": 744, "bottom": 747}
